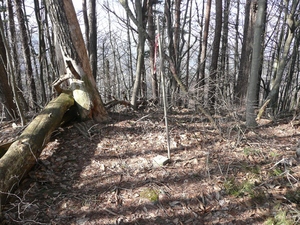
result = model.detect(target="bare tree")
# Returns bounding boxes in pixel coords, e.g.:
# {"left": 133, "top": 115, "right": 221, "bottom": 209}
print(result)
{"left": 0, "top": 15, "right": 25, "bottom": 124}
{"left": 119, "top": 0, "right": 148, "bottom": 109}
{"left": 267, "top": 0, "right": 300, "bottom": 113}
{"left": 0, "top": 26, "right": 16, "bottom": 120}
{"left": 6, "top": 0, "right": 28, "bottom": 111}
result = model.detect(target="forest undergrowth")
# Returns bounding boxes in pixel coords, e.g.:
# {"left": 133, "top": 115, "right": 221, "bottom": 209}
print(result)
{"left": 1, "top": 107, "right": 300, "bottom": 225}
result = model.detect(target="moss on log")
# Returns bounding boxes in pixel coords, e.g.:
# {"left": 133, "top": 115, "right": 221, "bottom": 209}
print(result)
{"left": 0, "top": 93, "right": 74, "bottom": 206}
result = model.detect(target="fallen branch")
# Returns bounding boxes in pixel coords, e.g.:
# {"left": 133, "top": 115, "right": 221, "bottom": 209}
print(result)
{"left": 104, "top": 99, "right": 131, "bottom": 110}
{"left": 256, "top": 98, "right": 271, "bottom": 120}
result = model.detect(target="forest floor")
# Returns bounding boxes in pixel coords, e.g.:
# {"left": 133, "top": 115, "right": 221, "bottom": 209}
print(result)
{"left": 1, "top": 107, "right": 300, "bottom": 225}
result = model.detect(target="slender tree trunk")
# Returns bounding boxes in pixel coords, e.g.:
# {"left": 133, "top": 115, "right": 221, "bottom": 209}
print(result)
{"left": 148, "top": 1, "right": 158, "bottom": 102}
{"left": 263, "top": 3, "right": 284, "bottom": 102}
{"left": 7, "top": 0, "right": 28, "bottom": 112}
{"left": 131, "top": 38, "right": 146, "bottom": 108}
{"left": 281, "top": 34, "right": 300, "bottom": 111}
{"left": 197, "top": 0, "right": 211, "bottom": 98}
{"left": 14, "top": 0, "right": 37, "bottom": 109}
{"left": 126, "top": 13, "right": 134, "bottom": 89}
{"left": 195, "top": 1, "right": 204, "bottom": 102}
{"left": 246, "top": 0, "right": 267, "bottom": 127}
{"left": 105, "top": 59, "right": 111, "bottom": 101}
{"left": 88, "top": 0, "right": 97, "bottom": 80}
{"left": 220, "top": 0, "right": 230, "bottom": 102}
{"left": 82, "top": 0, "right": 97, "bottom": 81}
{"left": 119, "top": 0, "right": 148, "bottom": 109}
{"left": 208, "top": 0, "right": 222, "bottom": 111}
{"left": 234, "top": 0, "right": 256, "bottom": 102}
{"left": 165, "top": 0, "right": 183, "bottom": 106}
{"left": 82, "top": 0, "right": 89, "bottom": 46}
{"left": 267, "top": 0, "right": 299, "bottom": 113}
{"left": 0, "top": 26, "right": 16, "bottom": 120}
{"left": 44, "top": 0, "right": 58, "bottom": 98}
{"left": 234, "top": 0, "right": 239, "bottom": 94}
{"left": 34, "top": 0, "right": 47, "bottom": 105}
{"left": 0, "top": 15, "right": 25, "bottom": 125}
{"left": 185, "top": 0, "right": 193, "bottom": 107}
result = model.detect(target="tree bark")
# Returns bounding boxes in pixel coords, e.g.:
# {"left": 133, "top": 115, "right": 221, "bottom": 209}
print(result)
{"left": 0, "top": 93, "right": 74, "bottom": 205}
{"left": 208, "top": 0, "right": 222, "bottom": 111}
{"left": 0, "top": 13, "right": 26, "bottom": 125}
{"left": 82, "top": 0, "right": 89, "bottom": 48}
{"left": 14, "top": 0, "right": 37, "bottom": 109}
{"left": 246, "top": 0, "right": 267, "bottom": 127}
{"left": 234, "top": 0, "right": 256, "bottom": 102}
{"left": 119, "top": 0, "right": 148, "bottom": 109}
{"left": 197, "top": 0, "right": 211, "bottom": 97}
{"left": 0, "top": 25, "right": 16, "bottom": 120}
{"left": 148, "top": 1, "right": 158, "bottom": 102}
{"left": 87, "top": 0, "right": 97, "bottom": 80}
{"left": 45, "top": 0, "right": 109, "bottom": 122}
{"left": 267, "top": 0, "right": 299, "bottom": 112}
{"left": 34, "top": 0, "right": 47, "bottom": 105}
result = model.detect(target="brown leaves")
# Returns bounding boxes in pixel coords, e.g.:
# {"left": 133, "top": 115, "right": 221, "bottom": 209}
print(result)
{"left": 1, "top": 109, "right": 300, "bottom": 224}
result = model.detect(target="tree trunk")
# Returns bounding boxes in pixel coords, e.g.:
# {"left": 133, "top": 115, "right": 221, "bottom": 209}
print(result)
{"left": 45, "top": 0, "right": 109, "bottom": 122}
{"left": 197, "top": 0, "right": 211, "bottom": 98}
{"left": 164, "top": 0, "right": 182, "bottom": 106}
{"left": 34, "top": 0, "right": 47, "bottom": 105}
{"left": 148, "top": 1, "right": 158, "bottom": 102}
{"left": 7, "top": 0, "right": 28, "bottom": 112}
{"left": 233, "top": 0, "right": 239, "bottom": 95}
{"left": 119, "top": 0, "right": 148, "bottom": 109}
{"left": 14, "top": 0, "right": 37, "bottom": 109}
{"left": 131, "top": 38, "right": 146, "bottom": 108}
{"left": 234, "top": 0, "right": 256, "bottom": 102}
{"left": 194, "top": 1, "right": 204, "bottom": 102}
{"left": 82, "top": 0, "right": 89, "bottom": 47}
{"left": 208, "top": 0, "right": 222, "bottom": 111}
{"left": 88, "top": 0, "right": 97, "bottom": 80}
{"left": 267, "top": 0, "right": 299, "bottom": 113}
{"left": 185, "top": 0, "right": 193, "bottom": 107}
{"left": 44, "top": 1, "right": 58, "bottom": 98}
{"left": 0, "top": 26, "right": 16, "bottom": 120}
{"left": 281, "top": 34, "right": 300, "bottom": 111}
{"left": 0, "top": 13, "right": 26, "bottom": 125}
{"left": 220, "top": 0, "right": 230, "bottom": 102}
{"left": 0, "top": 93, "right": 74, "bottom": 205}
{"left": 126, "top": 14, "right": 134, "bottom": 90}
{"left": 246, "top": 0, "right": 267, "bottom": 127}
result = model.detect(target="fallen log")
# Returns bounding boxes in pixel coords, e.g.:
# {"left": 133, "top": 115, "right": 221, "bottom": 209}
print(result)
{"left": 0, "top": 141, "right": 13, "bottom": 159}
{"left": 0, "top": 93, "right": 74, "bottom": 206}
